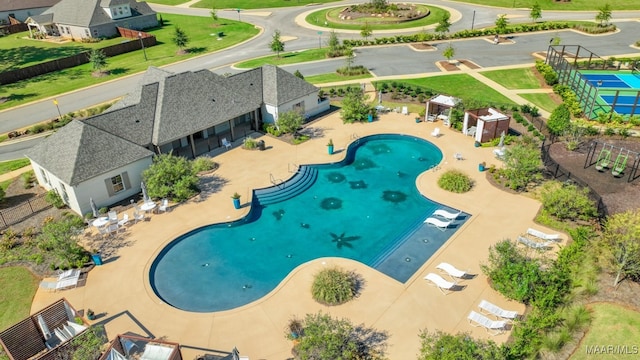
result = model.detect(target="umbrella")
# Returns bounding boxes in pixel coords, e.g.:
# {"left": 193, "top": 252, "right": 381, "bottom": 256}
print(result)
{"left": 231, "top": 347, "right": 240, "bottom": 360}
{"left": 90, "top": 197, "right": 98, "bottom": 218}
{"left": 498, "top": 131, "right": 505, "bottom": 148}
{"left": 141, "top": 181, "right": 150, "bottom": 203}
{"left": 37, "top": 314, "right": 51, "bottom": 340}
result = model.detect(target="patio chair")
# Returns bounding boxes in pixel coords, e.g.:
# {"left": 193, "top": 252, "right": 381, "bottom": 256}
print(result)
{"left": 108, "top": 211, "right": 118, "bottom": 224}
{"left": 454, "top": 152, "right": 463, "bottom": 160}
{"left": 526, "top": 228, "right": 560, "bottom": 241}
{"left": 424, "top": 217, "right": 451, "bottom": 231}
{"left": 430, "top": 127, "right": 441, "bottom": 137}
{"left": 117, "top": 214, "right": 130, "bottom": 227}
{"left": 133, "top": 210, "right": 145, "bottom": 223}
{"left": 436, "top": 262, "right": 468, "bottom": 281}
{"left": 493, "top": 147, "right": 506, "bottom": 159}
{"left": 40, "top": 269, "right": 82, "bottom": 292}
{"left": 107, "top": 223, "right": 119, "bottom": 236}
{"left": 158, "top": 199, "right": 170, "bottom": 213}
{"left": 468, "top": 310, "right": 508, "bottom": 335}
{"left": 478, "top": 299, "right": 520, "bottom": 322}
{"left": 517, "top": 236, "right": 553, "bottom": 250}
{"left": 424, "top": 273, "right": 457, "bottom": 295}
{"left": 432, "top": 208, "right": 462, "bottom": 220}
{"left": 222, "top": 137, "right": 232, "bottom": 150}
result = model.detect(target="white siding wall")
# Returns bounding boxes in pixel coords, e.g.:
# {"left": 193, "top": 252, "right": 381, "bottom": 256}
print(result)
{"left": 262, "top": 91, "right": 326, "bottom": 125}
{"left": 261, "top": 104, "right": 278, "bottom": 124}
{"left": 30, "top": 157, "right": 152, "bottom": 216}
{"left": 1, "top": 7, "right": 50, "bottom": 22}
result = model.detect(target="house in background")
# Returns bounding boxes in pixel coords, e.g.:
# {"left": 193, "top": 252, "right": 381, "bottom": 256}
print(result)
{"left": 0, "top": 0, "right": 59, "bottom": 24}
{"left": 26, "top": 65, "right": 330, "bottom": 216}
{"left": 25, "top": 0, "right": 157, "bottom": 39}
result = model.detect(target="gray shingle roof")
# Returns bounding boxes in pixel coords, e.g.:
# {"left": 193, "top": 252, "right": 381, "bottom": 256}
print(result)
{"left": 107, "top": 66, "right": 171, "bottom": 112}
{"left": 152, "top": 69, "right": 263, "bottom": 144}
{"left": 26, "top": 120, "right": 153, "bottom": 186}
{"left": 260, "top": 65, "right": 319, "bottom": 106}
{"left": 0, "top": 0, "right": 59, "bottom": 12}
{"left": 42, "top": 0, "right": 154, "bottom": 27}
{"left": 28, "top": 13, "right": 54, "bottom": 24}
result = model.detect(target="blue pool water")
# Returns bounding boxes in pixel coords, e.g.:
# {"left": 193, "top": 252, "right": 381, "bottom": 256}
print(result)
{"left": 150, "top": 134, "right": 466, "bottom": 312}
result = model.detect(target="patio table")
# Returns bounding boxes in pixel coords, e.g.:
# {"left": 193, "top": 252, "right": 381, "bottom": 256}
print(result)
{"left": 140, "top": 202, "right": 156, "bottom": 213}
{"left": 92, "top": 217, "right": 109, "bottom": 228}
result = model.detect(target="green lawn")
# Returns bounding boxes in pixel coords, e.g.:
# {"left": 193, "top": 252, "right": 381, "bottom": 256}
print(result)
{"left": 0, "top": 13, "right": 259, "bottom": 111}
{"left": 459, "top": 0, "right": 639, "bottom": 10}
{"left": 375, "top": 74, "right": 516, "bottom": 106}
{"left": 236, "top": 48, "right": 329, "bottom": 68}
{"left": 306, "top": 72, "right": 373, "bottom": 84}
{"left": 192, "top": 0, "right": 341, "bottom": 10}
{"left": 570, "top": 303, "right": 640, "bottom": 360}
{"left": 481, "top": 67, "right": 540, "bottom": 90}
{"left": 0, "top": 159, "right": 30, "bottom": 175}
{"left": 520, "top": 93, "right": 561, "bottom": 113}
{"left": 0, "top": 267, "right": 39, "bottom": 331}
{"left": 306, "top": 6, "right": 447, "bottom": 30}
{"left": 0, "top": 35, "right": 136, "bottom": 72}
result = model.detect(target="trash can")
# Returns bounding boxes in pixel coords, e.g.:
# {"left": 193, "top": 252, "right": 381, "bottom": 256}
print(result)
{"left": 258, "top": 140, "right": 265, "bottom": 151}
{"left": 218, "top": 32, "right": 224, "bottom": 38}
{"left": 91, "top": 253, "right": 103, "bottom": 266}
{"left": 367, "top": 114, "right": 373, "bottom": 122}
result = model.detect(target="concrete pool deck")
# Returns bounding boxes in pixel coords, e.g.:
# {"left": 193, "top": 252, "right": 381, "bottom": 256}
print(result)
{"left": 31, "top": 110, "right": 565, "bottom": 359}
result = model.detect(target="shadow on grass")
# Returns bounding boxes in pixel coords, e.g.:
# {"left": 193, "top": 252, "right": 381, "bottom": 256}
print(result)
{"left": 109, "top": 67, "right": 129, "bottom": 75}
{"left": 5, "top": 93, "right": 39, "bottom": 102}
{"left": 0, "top": 45, "right": 91, "bottom": 72}
{"left": 188, "top": 47, "right": 208, "bottom": 54}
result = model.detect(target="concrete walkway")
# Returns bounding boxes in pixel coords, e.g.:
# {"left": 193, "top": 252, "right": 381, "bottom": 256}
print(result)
{"left": 0, "top": 164, "right": 32, "bottom": 183}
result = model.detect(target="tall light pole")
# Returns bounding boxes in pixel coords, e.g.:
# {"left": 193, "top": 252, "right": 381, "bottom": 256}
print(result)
{"left": 317, "top": 31, "right": 322, "bottom": 49}
{"left": 138, "top": 32, "right": 147, "bottom": 61}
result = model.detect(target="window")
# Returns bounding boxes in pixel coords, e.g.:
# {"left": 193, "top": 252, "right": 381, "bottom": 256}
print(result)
{"left": 293, "top": 101, "right": 305, "bottom": 113}
{"left": 59, "top": 183, "right": 69, "bottom": 204}
{"left": 110, "top": 175, "right": 124, "bottom": 193}
{"left": 85, "top": 29, "right": 90, "bottom": 37}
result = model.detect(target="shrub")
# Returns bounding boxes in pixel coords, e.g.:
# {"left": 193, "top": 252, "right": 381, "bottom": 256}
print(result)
{"left": 20, "top": 170, "right": 35, "bottom": 189}
{"left": 191, "top": 156, "right": 215, "bottom": 173}
{"left": 311, "top": 266, "right": 358, "bottom": 306}
{"left": 547, "top": 104, "right": 571, "bottom": 136}
{"left": 243, "top": 137, "right": 258, "bottom": 150}
{"left": 0, "top": 228, "right": 18, "bottom": 250}
{"left": 502, "top": 137, "right": 543, "bottom": 191}
{"left": 45, "top": 190, "right": 65, "bottom": 208}
{"left": 419, "top": 329, "right": 506, "bottom": 359}
{"left": 142, "top": 153, "right": 199, "bottom": 202}
{"left": 37, "top": 214, "right": 89, "bottom": 269}
{"left": 437, "top": 170, "right": 473, "bottom": 193}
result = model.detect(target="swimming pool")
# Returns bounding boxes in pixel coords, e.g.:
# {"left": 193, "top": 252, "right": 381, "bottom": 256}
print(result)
{"left": 150, "top": 134, "right": 467, "bottom": 312}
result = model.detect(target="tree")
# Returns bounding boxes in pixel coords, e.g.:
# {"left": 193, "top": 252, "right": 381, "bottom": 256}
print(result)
{"left": 340, "top": 88, "right": 372, "bottom": 123}
{"left": 269, "top": 29, "right": 285, "bottom": 58}
{"left": 327, "top": 30, "right": 341, "bottom": 56}
{"left": 599, "top": 209, "right": 640, "bottom": 287}
{"left": 360, "top": 22, "right": 372, "bottom": 41}
{"left": 291, "top": 312, "right": 387, "bottom": 360}
{"left": 293, "top": 69, "right": 304, "bottom": 79}
{"left": 419, "top": 329, "right": 506, "bottom": 360}
{"left": 88, "top": 49, "right": 107, "bottom": 73}
{"left": 37, "top": 214, "right": 88, "bottom": 269}
{"left": 344, "top": 47, "right": 354, "bottom": 72}
{"left": 442, "top": 43, "right": 455, "bottom": 61}
{"left": 172, "top": 27, "right": 189, "bottom": 53}
{"left": 142, "top": 153, "right": 199, "bottom": 202}
{"left": 530, "top": 2, "right": 542, "bottom": 23}
{"left": 210, "top": 7, "right": 218, "bottom": 26}
{"left": 502, "top": 136, "right": 543, "bottom": 191}
{"left": 276, "top": 109, "right": 304, "bottom": 134}
{"left": 547, "top": 103, "right": 571, "bottom": 136}
{"left": 435, "top": 12, "right": 451, "bottom": 37}
{"left": 495, "top": 14, "right": 509, "bottom": 35}
{"left": 539, "top": 181, "right": 597, "bottom": 221}
{"left": 596, "top": 3, "right": 612, "bottom": 26}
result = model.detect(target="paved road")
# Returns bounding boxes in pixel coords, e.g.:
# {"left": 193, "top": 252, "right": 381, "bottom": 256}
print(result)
{"left": 0, "top": 0, "right": 638, "bottom": 154}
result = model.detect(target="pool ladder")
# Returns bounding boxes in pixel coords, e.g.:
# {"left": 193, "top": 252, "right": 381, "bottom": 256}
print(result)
{"left": 288, "top": 163, "right": 299, "bottom": 173}
{"left": 351, "top": 133, "right": 360, "bottom": 142}
{"left": 270, "top": 173, "right": 285, "bottom": 189}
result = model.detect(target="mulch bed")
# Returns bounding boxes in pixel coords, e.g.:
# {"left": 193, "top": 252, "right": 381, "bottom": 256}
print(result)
{"left": 409, "top": 43, "right": 436, "bottom": 51}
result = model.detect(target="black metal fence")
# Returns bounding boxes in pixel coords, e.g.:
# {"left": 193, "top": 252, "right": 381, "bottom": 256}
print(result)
{"left": 540, "top": 140, "right": 607, "bottom": 219}
{"left": 0, "top": 193, "right": 51, "bottom": 230}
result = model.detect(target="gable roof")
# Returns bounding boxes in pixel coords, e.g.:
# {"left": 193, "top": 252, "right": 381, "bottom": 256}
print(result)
{"left": 41, "top": 0, "right": 154, "bottom": 27}
{"left": 260, "top": 65, "right": 319, "bottom": 106}
{"left": 26, "top": 120, "right": 153, "bottom": 186}
{"left": 0, "top": 0, "right": 59, "bottom": 12}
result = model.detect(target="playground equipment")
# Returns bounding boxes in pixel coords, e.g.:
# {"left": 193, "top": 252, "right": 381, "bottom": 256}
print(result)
{"left": 612, "top": 149, "right": 631, "bottom": 177}
{"left": 595, "top": 144, "right": 613, "bottom": 171}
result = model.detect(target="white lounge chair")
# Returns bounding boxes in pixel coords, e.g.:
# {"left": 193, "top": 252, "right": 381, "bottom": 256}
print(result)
{"left": 222, "top": 137, "right": 232, "bottom": 149}
{"left": 493, "top": 147, "right": 506, "bottom": 159}
{"left": 424, "top": 273, "right": 457, "bottom": 294}
{"left": 431, "top": 127, "right": 441, "bottom": 137}
{"left": 107, "top": 210, "right": 118, "bottom": 224}
{"left": 468, "top": 310, "right": 508, "bottom": 335}
{"left": 432, "top": 209, "right": 461, "bottom": 220}
{"left": 517, "top": 236, "right": 553, "bottom": 250}
{"left": 478, "top": 300, "right": 520, "bottom": 322}
{"left": 527, "top": 228, "right": 560, "bottom": 241}
{"left": 454, "top": 152, "right": 463, "bottom": 160}
{"left": 40, "top": 269, "right": 82, "bottom": 292}
{"left": 158, "top": 198, "right": 170, "bottom": 213}
{"left": 424, "top": 217, "right": 451, "bottom": 231}
{"left": 436, "top": 262, "right": 468, "bottom": 281}
{"left": 117, "top": 214, "right": 129, "bottom": 227}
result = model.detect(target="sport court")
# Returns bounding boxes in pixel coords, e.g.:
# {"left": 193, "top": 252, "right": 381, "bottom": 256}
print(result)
{"left": 582, "top": 70, "right": 640, "bottom": 116}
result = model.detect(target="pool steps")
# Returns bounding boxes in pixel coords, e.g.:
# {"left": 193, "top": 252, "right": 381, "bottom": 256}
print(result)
{"left": 253, "top": 165, "right": 319, "bottom": 206}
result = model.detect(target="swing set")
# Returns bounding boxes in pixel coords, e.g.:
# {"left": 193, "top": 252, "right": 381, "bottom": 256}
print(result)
{"left": 585, "top": 141, "right": 640, "bottom": 182}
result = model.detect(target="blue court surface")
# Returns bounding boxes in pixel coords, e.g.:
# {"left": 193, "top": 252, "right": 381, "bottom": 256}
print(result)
{"left": 583, "top": 73, "right": 640, "bottom": 89}
{"left": 600, "top": 95, "right": 638, "bottom": 114}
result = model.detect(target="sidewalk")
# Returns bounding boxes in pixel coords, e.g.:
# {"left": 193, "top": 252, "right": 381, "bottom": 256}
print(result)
{"left": 0, "top": 164, "right": 32, "bottom": 182}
